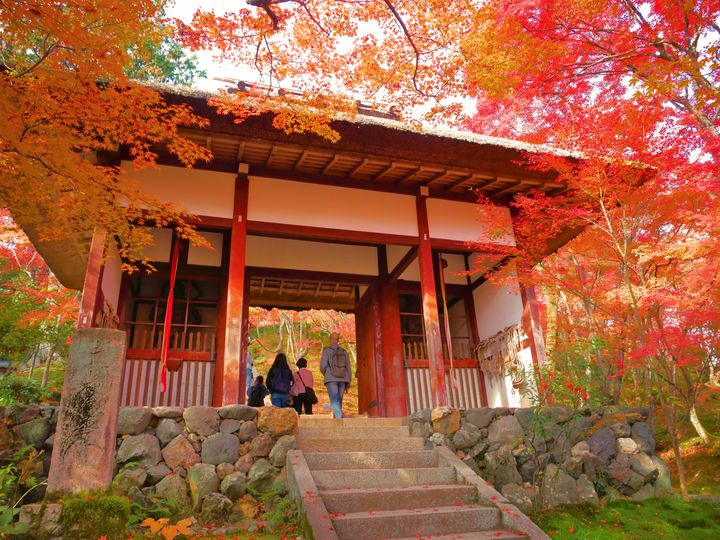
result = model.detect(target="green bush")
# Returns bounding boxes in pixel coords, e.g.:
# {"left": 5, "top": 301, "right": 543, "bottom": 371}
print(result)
{"left": 0, "top": 374, "right": 45, "bottom": 405}
{"left": 62, "top": 495, "right": 131, "bottom": 540}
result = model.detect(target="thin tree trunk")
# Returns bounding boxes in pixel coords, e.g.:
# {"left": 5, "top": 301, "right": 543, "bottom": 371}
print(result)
{"left": 27, "top": 344, "right": 40, "bottom": 379}
{"left": 689, "top": 404, "right": 710, "bottom": 445}
{"left": 667, "top": 402, "right": 689, "bottom": 500}
{"left": 41, "top": 350, "right": 55, "bottom": 389}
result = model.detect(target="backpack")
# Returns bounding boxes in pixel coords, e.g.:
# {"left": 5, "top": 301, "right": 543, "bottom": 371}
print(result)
{"left": 269, "top": 367, "right": 292, "bottom": 393}
{"left": 330, "top": 348, "right": 349, "bottom": 379}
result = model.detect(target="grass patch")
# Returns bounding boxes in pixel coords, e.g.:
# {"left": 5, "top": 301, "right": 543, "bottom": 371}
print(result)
{"left": 533, "top": 498, "right": 720, "bottom": 539}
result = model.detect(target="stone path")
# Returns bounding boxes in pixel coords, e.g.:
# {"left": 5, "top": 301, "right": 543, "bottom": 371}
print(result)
{"left": 288, "top": 416, "right": 548, "bottom": 540}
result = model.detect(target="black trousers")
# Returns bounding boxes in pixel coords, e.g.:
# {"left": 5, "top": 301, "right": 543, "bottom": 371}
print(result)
{"left": 292, "top": 392, "right": 313, "bottom": 414}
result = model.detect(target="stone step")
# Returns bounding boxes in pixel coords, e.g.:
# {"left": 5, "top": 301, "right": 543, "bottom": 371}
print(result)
{"left": 305, "top": 450, "right": 438, "bottom": 471}
{"left": 300, "top": 425, "right": 410, "bottom": 439}
{"left": 299, "top": 416, "right": 406, "bottom": 427}
{"left": 330, "top": 505, "right": 501, "bottom": 540}
{"left": 312, "top": 467, "right": 457, "bottom": 490}
{"left": 298, "top": 436, "right": 425, "bottom": 453}
{"left": 320, "top": 484, "right": 477, "bottom": 513}
{"left": 390, "top": 531, "right": 528, "bottom": 539}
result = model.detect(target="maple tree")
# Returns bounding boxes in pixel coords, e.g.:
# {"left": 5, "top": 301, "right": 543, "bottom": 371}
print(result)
{"left": 0, "top": 1, "right": 211, "bottom": 266}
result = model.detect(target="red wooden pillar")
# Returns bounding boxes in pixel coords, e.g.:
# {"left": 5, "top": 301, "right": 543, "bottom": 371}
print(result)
{"left": 214, "top": 165, "right": 249, "bottom": 406}
{"left": 78, "top": 228, "right": 106, "bottom": 329}
{"left": 520, "top": 284, "right": 548, "bottom": 373}
{"left": 416, "top": 193, "right": 448, "bottom": 407}
{"left": 371, "top": 285, "right": 385, "bottom": 417}
{"left": 380, "top": 279, "right": 408, "bottom": 416}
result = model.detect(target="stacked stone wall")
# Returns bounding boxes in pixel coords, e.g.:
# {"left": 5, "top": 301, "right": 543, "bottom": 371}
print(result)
{"left": 410, "top": 406, "right": 672, "bottom": 512}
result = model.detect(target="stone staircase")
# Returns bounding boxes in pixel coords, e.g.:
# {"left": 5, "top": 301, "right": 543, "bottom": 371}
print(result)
{"left": 288, "top": 416, "right": 548, "bottom": 540}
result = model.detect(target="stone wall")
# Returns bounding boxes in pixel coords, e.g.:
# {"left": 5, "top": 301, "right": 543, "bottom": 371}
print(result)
{"left": 409, "top": 406, "right": 672, "bottom": 512}
{"left": 2, "top": 404, "right": 298, "bottom": 523}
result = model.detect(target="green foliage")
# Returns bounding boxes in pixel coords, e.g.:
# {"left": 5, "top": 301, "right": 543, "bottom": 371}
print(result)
{"left": 128, "top": 494, "right": 180, "bottom": 526}
{"left": 251, "top": 482, "right": 299, "bottom": 535}
{"left": 534, "top": 498, "right": 720, "bottom": 539}
{"left": 62, "top": 495, "right": 131, "bottom": 540}
{"left": 0, "top": 447, "right": 45, "bottom": 538}
{"left": 0, "top": 506, "right": 29, "bottom": 537}
{"left": 126, "top": 36, "right": 206, "bottom": 86}
{"left": 0, "top": 374, "right": 46, "bottom": 405}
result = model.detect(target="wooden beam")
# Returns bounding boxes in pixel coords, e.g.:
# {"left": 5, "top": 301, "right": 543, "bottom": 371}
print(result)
{"left": 214, "top": 166, "right": 250, "bottom": 406}
{"left": 416, "top": 194, "right": 448, "bottom": 407}
{"left": 469, "top": 255, "right": 514, "bottom": 290}
{"left": 389, "top": 246, "right": 418, "bottom": 281}
{"left": 247, "top": 220, "right": 418, "bottom": 247}
{"left": 245, "top": 266, "right": 378, "bottom": 286}
{"left": 377, "top": 245, "right": 389, "bottom": 278}
{"left": 322, "top": 154, "right": 342, "bottom": 174}
{"left": 77, "top": 228, "right": 106, "bottom": 329}
{"left": 521, "top": 284, "right": 548, "bottom": 374}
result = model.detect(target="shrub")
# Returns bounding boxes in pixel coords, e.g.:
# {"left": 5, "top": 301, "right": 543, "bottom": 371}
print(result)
{"left": 62, "top": 495, "right": 131, "bottom": 540}
{"left": 0, "top": 374, "right": 45, "bottom": 405}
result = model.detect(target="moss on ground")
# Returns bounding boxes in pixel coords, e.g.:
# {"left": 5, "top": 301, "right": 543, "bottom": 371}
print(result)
{"left": 62, "top": 494, "right": 130, "bottom": 539}
{"left": 533, "top": 498, "right": 720, "bottom": 539}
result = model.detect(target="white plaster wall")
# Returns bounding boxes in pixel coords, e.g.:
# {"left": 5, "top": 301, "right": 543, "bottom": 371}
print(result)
{"left": 246, "top": 236, "right": 378, "bottom": 276}
{"left": 248, "top": 176, "right": 418, "bottom": 237}
{"left": 427, "top": 199, "right": 515, "bottom": 245}
{"left": 121, "top": 162, "right": 235, "bottom": 218}
{"left": 101, "top": 243, "right": 122, "bottom": 315}
{"left": 440, "top": 253, "right": 468, "bottom": 285}
{"left": 387, "top": 244, "right": 420, "bottom": 282}
{"left": 188, "top": 231, "right": 224, "bottom": 267}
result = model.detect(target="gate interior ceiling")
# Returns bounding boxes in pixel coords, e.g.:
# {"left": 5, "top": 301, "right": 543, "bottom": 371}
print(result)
{"left": 248, "top": 275, "right": 357, "bottom": 311}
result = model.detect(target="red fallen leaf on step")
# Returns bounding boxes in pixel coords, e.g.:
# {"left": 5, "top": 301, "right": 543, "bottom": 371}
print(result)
{"left": 495, "top": 533, "right": 504, "bottom": 537}
{"left": 490, "top": 495, "right": 497, "bottom": 500}
{"left": 454, "top": 503, "right": 463, "bottom": 507}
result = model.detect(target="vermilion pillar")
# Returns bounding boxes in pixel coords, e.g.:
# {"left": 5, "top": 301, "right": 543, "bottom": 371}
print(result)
{"left": 416, "top": 193, "right": 448, "bottom": 407}
{"left": 214, "top": 164, "right": 249, "bottom": 405}
{"left": 380, "top": 279, "right": 408, "bottom": 416}
{"left": 77, "top": 228, "right": 106, "bottom": 329}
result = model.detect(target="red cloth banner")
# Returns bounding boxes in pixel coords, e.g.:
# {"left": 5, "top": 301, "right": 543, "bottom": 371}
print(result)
{"left": 160, "top": 234, "right": 181, "bottom": 393}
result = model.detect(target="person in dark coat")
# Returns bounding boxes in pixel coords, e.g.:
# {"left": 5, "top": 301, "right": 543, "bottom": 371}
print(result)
{"left": 266, "top": 353, "right": 294, "bottom": 407}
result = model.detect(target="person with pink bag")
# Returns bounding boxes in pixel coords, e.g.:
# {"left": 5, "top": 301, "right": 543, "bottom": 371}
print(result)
{"left": 291, "top": 357, "right": 317, "bottom": 414}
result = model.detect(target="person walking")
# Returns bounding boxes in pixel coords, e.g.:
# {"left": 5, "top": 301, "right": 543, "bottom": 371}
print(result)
{"left": 266, "top": 353, "right": 294, "bottom": 407}
{"left": 291, "top": 357, "right": 315, "bottom": 415}
{"left": 246, "top": 348, "right": 254, "bottom": 397}
{"left": 320, "top": 332, "right": 351, "bottom": 418}
{"left": 247, "top": 375, "right": 269, "bottom": 407}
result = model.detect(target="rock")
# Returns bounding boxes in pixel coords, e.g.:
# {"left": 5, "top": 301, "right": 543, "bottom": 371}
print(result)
{"left": 465, "top": 408, "right": 495, "bottom": 429}
{"left": 609, "top": 422, "right": 631, "bottom": 438}
{"left": 514, "top": 408, "right": 536, "bottom": 432}
{"left": 571, "top": 441, "right": 591, "bottom": 458}
{"left": 431, "top": 406, "right": 461, "bottom": 435}
{"left": 577, "top": 474, "right": 599, "bottom": 505}
{"left": 116, "top": 433, "right": 161, "bottom": 467}
{"left": 629, "top": 454, "right": 658, "bottom": 482}
{"left": 632, "top": 483, "right": 656, "bottom": 501}
{"left": 219, "top": 404, "right": 258, "bottom": 421}
{"left": 188, "top": 463, "right": 220, "bottom": 510}
{"left": 562, "top": 456, "right": 584, "bottom": 479}
{"left": 520, "top": 460, "right": 537, "bottom": 483}
{"left": 183, "top": 406, "right": 220, "bottom": 437}
{"left": 269, "top": 435, "right": 296, "bottom": 467}
{"left": 19, "top": 503, "right": 63, "bottom": 538}
{"left": 466, "top": 440, "right": 489, "bottom": 459}
{"left": 428, "top": 432, "right": 454, "bottom": 451}
{"left": 582, "top": 455, "right": 601, "bottom": 482}
{"left": 153, "top": 406, "right": 184, "bottom": 418}
{"left": 220, "top": 471, "right": 247, "bottom": 500}
{"left": 146, "top": 463, "right": 172, "bottom": 485}
{"left": 251, "top": 433, "right": 276, "bottom": 457}
{"left": 220, "top": 419, "right": 242, "bottom": 434}
{"left": 237, "top": 421, "right": 258, "bottom": 442}
{"left": 155, "top": 473, "right": 191, "bottom": 510}
{"left": 488, "top": 415, "right": 524, "bottom": 450}
{"left": 247, "top": 458, "right": 278, "bottom": 492}
{"left": 409, "top": 421, "right": 424, "bottom": 437}
{"left": 235, "top": 494, "right": 260, "bottom": 520}
{"left": 235, "top": 454, "right": 254, "bottom": 473}
{"left": 651, "top": 456, "right": 672, "bottom": 493}
{"left": 541, "top": 464, "right": 578, "bottom": 507}
{"left": 501, "top": 483, "right": 533, "bottom": 514}
{"left": 162, "top": 434, "right": 200, "bottom": 469}
{"left": 111, "top": 467, "right": 147, "bottom": 494}
{"left": 588, "top": 427, "right": 617, "bottom": 465}
{"left": 6, "top": 404, "right": 41, "bottom": 425}
{"left": 257, "top": 406, "right": 298, "bottom": 437}
{"left": 202, "top": 433, "right": 240, "bottom": 465}
{"left": 483, "top": 447, "right": 522, "bottom": 488}
{"left": 216, "top": 463, "right": 235, "bottom": 480}
{"left": 156, "top": 418, "right": 183, "bottom": 446}
{"left": 117, "top": 407, "right": 153, "bottom": 435}
{"left": 550, "top": 433, "right": 574, "bottom": 463}
{"left": 174, "top": 466, "right": 187, "bottom": 478}
{"left": 44, "top": 433, "right": 54, "bottom": 449}
{"left": 603, "top": 486, "right": 623, "bottom": 503}
{"left": 201, "top": 492, "right": 233, "bottom": 522}
{"left": 631, "top": 422, "right": 656, "bottom": 454}
{"left": 453, "top": 428, "right": 482, "bottom": 450}
{"left": 617, "top": 437, "right": 638, "bottom": 454}
{"left": 15, "top": 418, "right": 51, "bottom": 448}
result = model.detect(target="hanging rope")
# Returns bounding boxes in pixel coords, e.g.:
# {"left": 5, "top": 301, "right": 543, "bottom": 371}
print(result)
{"left": 475, "top": 324, "right": 526, "bottom": 382}
{"left": 438, "top": 256, "right": 458, "bottom": 391}
{"left": 159, "top": 232, "right": 181, "bottom": 394}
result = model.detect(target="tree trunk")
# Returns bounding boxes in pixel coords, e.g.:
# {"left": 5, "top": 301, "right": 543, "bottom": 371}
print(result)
{"left": 667, "top": 402, "right": 689, "bottom": 500}
{"left": 27, "top": 344, "right": 40, "bottom": 378}
{"left": 689, "top": 404, "right": 710, "bottom": 445}
{"left": 41, "top": 350, "right": 55, "bottom": 389}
